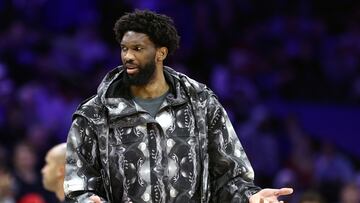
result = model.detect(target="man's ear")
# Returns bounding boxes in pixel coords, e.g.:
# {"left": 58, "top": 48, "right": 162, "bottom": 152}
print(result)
{"left": 57, "top": 164, "right": 65, "bottom": 178}
{"left": 156, "top": 47, "right": 168, "bottom": 62}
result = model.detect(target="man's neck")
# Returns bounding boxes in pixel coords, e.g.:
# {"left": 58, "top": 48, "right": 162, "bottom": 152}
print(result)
{"left": 56, "top": 184, "right": 65, "bottom": 201}
{"left": 130, "top": 67, "right": 169, "bottom": 99}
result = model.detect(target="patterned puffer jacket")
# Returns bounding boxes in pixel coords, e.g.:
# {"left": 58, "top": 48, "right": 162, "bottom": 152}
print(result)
{"left": 64, "top": 66, "right": 261, "bottom": 203}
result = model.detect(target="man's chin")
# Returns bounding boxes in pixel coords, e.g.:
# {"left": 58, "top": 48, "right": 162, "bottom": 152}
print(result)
{"left": 125, "top": 76, "right": 148, "bottom": 86}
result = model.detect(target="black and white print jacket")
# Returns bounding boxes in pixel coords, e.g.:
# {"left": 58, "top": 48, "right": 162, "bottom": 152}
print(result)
{"left": 64, "top": 66, "right": 261, "bottom": 203}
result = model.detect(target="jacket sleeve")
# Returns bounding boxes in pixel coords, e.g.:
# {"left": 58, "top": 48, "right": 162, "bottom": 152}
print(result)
{"left": 64, "top": 116, "right": 108, "bottom": 202}
{"left": 206, "top": 95, "right": 261, "bottom": 203}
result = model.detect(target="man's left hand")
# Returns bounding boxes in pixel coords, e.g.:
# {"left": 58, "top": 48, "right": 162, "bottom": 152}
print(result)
{"left": 249, "top": 188, "right": 293, "bottom": 203}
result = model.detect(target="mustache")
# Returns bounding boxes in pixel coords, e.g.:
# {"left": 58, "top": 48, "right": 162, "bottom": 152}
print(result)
{"left": 124, "top": 60, "right": 136, "bottom": 65}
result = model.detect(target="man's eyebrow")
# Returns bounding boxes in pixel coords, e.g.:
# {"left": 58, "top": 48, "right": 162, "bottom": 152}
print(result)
{"left": 132, "top": 43, "right": 145, "bottom": 47}
{"left": 121, "top": 42, "right": 145, "bottom": 46}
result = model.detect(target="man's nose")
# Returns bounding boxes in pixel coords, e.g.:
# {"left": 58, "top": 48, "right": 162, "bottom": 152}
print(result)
{"left": 123, "top": 50, "right": 135, "bottom": 61}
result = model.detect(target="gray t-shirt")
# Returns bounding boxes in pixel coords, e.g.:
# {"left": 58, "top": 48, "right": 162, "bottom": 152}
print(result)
{"left": 133, "top": 91, "right": 168, "bottom": 117}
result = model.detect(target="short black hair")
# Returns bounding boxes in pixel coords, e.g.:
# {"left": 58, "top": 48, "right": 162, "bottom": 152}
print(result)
{"left": 114, "top": 9, "right": 180, "bottom": 55}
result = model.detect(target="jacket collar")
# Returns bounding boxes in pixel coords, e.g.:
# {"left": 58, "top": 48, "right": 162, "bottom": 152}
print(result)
{"left": 97, "top": 66, "right": 188, "bottom": 118}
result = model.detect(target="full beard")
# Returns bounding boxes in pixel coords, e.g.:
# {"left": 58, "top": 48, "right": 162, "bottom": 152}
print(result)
{"left": 124, "top": 59, "right": 156, "bottom": 86}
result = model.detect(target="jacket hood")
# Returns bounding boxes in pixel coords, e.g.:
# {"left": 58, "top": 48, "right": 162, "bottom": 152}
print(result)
{"left": 94, "top": 66, "right": 208, "bottom": 120}
{"left": 96, "top": 65, "right": 124, "bottom": 102}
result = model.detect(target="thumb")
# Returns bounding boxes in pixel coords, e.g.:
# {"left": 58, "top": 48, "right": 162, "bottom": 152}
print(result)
{"left": 274, "top": 188, "right": 293, "bottom": 196}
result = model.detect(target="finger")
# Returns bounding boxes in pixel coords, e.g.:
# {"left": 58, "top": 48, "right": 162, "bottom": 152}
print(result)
{"left": 273, "top": 188, "right": 293, "bottom": 196}
{"left": 89, "top": 195, "right": 102, "bottom": 203}
{"left": 269, "top": 201, "right": 284, "bottom": 203}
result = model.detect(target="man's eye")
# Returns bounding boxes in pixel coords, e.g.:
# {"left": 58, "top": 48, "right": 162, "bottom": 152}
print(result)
{"left": 135, "top": 47, "right": 143, "bottom": 51}
{"left": 121, "top": 47, "right": 128, "bottom": 52}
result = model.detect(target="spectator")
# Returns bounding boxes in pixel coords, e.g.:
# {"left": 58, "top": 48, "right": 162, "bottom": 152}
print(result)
{"left": 339, "top": 182, "right": 360, "bottom": 203}
{"left": 41, "top": 143, "right": 67, "bottom": 202}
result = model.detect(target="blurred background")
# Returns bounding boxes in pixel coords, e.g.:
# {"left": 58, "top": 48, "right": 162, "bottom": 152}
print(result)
{"left": 0, "top": 0, "right": 360, "bottom": 202}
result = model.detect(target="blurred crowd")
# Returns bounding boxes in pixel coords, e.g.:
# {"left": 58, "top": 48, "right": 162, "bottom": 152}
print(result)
{"left": 0, "top": 0, "right": 360, "bottom": 202}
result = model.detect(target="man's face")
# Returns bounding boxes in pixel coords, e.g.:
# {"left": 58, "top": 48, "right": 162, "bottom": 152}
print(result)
{"left": 41, "top": 150, "right": 59, "bottom": 192}
{"left": 120, "top": 31, "right": 158, "bottom": 86}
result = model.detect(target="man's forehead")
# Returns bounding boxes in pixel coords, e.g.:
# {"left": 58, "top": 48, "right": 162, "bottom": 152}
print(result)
{"left": 46, "top": 149, "right": 56, "bottom": 158}
{"left": 45, "top": 151, "right": 53, "bottom": 161}
{"left": 47, "top": 146, "right": 61, "bottom": 158}
{"left": 121, "top": 31, "right": 152, "bottom": 44}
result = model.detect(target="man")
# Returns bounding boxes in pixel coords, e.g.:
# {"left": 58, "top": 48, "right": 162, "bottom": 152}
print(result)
{"left": 64, "top": 9, "right": 293, "bottom": 203}
{"left": 41, "top": 143, "right": 66, "bottom": 202}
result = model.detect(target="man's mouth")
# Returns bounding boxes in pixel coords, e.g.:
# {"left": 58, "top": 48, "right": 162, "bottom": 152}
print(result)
{"left": 125, "top": 64, "right": 139, "bottom": 74}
